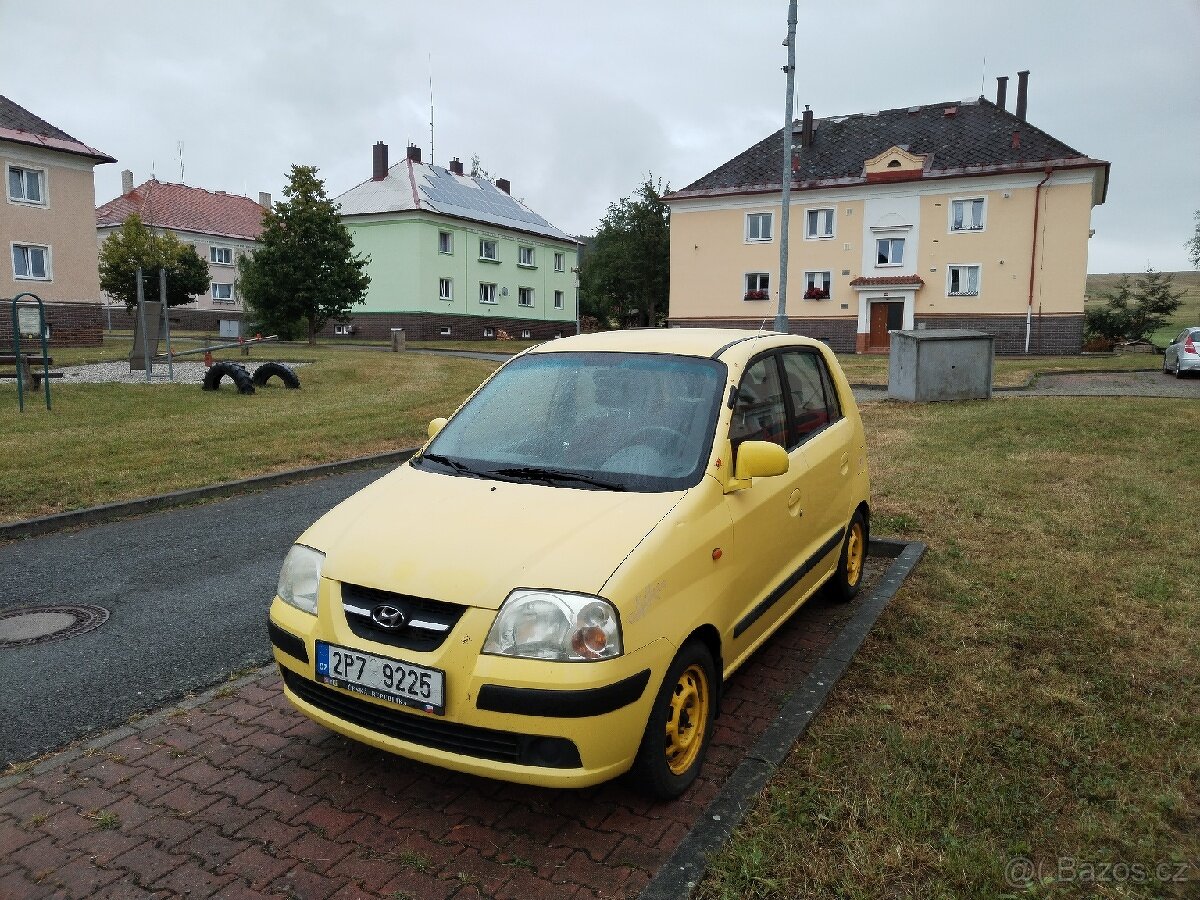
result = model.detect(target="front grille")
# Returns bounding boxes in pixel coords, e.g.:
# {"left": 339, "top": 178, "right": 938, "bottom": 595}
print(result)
{"left": 340, "top": 583, "right": 466, "bottom": 652}
{"left": 281, "top": 667, "right": 581, "bottom": 768}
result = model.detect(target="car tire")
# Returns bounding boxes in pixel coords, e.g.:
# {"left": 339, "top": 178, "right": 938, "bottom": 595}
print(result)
{"left": 1162, "top": 356, "right": 1170, "bottom": 374}
{"left": 251, "top": 361, "right": 301, "bottom": 389}
{"left": 628, "top": 641, "right": 716, "bottom": 800}
{"left": 827, "top": 510, "right": 868, "bottom": 604}
{"left": 202, "top": 361, "right": 255, "bottom": 394}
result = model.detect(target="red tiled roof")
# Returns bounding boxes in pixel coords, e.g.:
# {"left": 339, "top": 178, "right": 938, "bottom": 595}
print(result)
{"left": 96, "top": 180, "right": 265, "bottom": 240}
{"left": 849, "top": 275, "right": 926, "bottom": 288}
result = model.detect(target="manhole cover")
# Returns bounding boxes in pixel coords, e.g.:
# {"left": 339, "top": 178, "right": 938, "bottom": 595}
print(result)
{"left": 0, "top": 605, "right": 110, "bottom": 648}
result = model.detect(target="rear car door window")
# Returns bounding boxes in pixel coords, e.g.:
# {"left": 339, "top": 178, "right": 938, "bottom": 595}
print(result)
{"left": 780, "top": 350, "right": 838, "bottom": 446}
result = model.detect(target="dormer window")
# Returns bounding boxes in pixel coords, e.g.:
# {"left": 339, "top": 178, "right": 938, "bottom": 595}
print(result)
{"left": 886, "top": 160, "right": 902, "bottom": 168}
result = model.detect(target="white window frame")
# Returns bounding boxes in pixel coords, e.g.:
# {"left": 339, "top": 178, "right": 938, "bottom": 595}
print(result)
{"left": 479, "top": 282, "right": 498, "bottom": 304}
{"left": 438, "top": 231, "right": 453, "bottom": 254}
{"left": 875, "top": 237, "right": 905, "bottom": 267}
{"left": 518, "top": 286, "right": 535, "bottom": 307}
{"left": 553, "top": 290, "right": 564, "bottom": 309}
{"left": 7, "top": 164, "right": 46, "bottom": 206}
{"left": 483, "top": 327, "right": 495, "bottom": 338}
{"left": 554, "top": 252, "right": 565, "bottom": 272}
{"left": 949, "top": 197, "right": 987, "bottom": 233}
{"left": 803, "top": 271, "right": 832, "bottom": 298}
{"left": 334, "top": 324, "right": 353, "bottom": 336}
{"left": 521, "top": 329, "right": 532, "bottom": 339}
{"left": 11, "top": 243, "right": 51, "bottom": 280}
{"left": 518, "top": 246, "right": 536, "bottom": 268}
{"left": 479, "top": 238, "right": 499, "bottom": 261}
{"left": 745, "top": 212, "right": 774, "bottom": 243}
{"left": 211, "top": 282, "right": 234, "bottom": 302}
{"left": 440, "top": 326, "right": 452, "bottom": 336}
{"left": 947, "top": 265, "right": 981, "bottom": 297}
{"left": 744, "top": 272, "right": 770, "bottom": 298}
{"left": 438, "top": 278, "right": 453, "bottom": 301}
{"left": 210, "top": 246, "right": 233, "bottom": 266}
{"left": 805, "top": 207, "right": 835, "bottom": 240}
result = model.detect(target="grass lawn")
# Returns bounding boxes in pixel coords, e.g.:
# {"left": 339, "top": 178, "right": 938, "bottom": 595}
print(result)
{"left": 698, "top": 397, "right": 1199, "bottom": 898}
{"left": 1086, "top": 271, "right": 1200, "bottom": 347}
{"left": 836, "top": 352, "right": 1157, "bottom": 388}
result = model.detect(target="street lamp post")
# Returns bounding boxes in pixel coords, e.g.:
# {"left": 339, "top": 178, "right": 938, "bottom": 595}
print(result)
{"left": 774, "top": 0, "right": 798, "bottom": 334}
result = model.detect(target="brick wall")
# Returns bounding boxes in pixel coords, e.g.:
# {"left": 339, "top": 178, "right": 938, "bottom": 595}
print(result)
{"left": 668, "top": 317, "right": 858, "bottom": 354}
{"left": 0, "top": 301, "right": 103, "bottom": 347}
{"left": 914, "top": 313, "right": 1083, "bottom": 355}
{"left": 316, "top": 311, "right": 574, "bottom": 342}
{"left": 105, "top": 306, "right": 242, "bottom": 334}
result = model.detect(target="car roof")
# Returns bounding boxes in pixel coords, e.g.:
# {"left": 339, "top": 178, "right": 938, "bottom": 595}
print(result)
{"left": 525, "top": 328, "right": 827, "bottom": 361}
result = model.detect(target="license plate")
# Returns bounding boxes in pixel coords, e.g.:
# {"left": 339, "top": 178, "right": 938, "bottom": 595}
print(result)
{"left": 315, "top": 641, "right": 445, "bottom": 715}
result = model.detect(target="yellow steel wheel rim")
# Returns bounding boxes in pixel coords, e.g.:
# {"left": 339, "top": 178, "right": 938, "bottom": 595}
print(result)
{"left": 664, "top": 663, "right": 709, "bottom": 775}
{"left": 846, "top": 520, "right": 865, "bottom": 587}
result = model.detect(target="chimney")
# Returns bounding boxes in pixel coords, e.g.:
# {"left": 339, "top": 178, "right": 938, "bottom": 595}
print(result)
{"left": 995, "top": 75, "right": 1009, "bottom": 110}
{"left": 449, "top": 157, "right": 464, "bottom": 176}
{"left": 800, "top": 105, "right": 814, "bottom": 148}
{"left": 372, "top": 141, "right": 388, "bottom": 181}
{"left": 1015, "top": 70, "right": 1030, "bottom": 121}
{"left": 121, "top": 169, "right": 134, "bottom": 194}
{"left": 258, "top": 192, "right": 271, "bottom": 209}
{"left": 496, "top": 177, "right": 511, "bottom": 194}
{"left": 406, "top": 144, "right": 422, "bottom": 163}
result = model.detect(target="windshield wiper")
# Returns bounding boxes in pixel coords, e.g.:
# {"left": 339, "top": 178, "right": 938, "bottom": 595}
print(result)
{"left": 417, "top": 452, "right": 481, "bottom": 477}
{"left": 487, "top": 465, "right": 626, "bottom": 491}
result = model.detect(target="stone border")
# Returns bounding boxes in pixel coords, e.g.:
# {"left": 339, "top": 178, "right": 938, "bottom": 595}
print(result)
{"left": 0, "top": 448, "right": 417, "bottom": 541}
{"left": 640, "top": 538, "right": 927, "bottom": 900}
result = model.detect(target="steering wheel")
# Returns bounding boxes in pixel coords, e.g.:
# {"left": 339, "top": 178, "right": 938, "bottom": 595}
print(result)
{"left": 627, "top": 426, "right": 687, "bottom": 456}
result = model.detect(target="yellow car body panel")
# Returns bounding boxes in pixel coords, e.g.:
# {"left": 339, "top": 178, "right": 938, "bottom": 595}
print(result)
{"left": 270, "top": 328, "right": 870, "bottom": 789}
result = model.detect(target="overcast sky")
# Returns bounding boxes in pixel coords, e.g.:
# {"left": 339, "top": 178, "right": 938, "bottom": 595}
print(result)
{"left": 3, "top": 0, "right": 1197, "bottom": 273}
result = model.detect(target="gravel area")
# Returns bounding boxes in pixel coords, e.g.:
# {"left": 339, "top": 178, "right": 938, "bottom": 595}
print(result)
{"left": 1, "top": 359, "right": 308, "bottom": 385}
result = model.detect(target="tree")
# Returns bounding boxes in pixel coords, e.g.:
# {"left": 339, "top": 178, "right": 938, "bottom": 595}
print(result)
{"left": 579, "top": 177, "right": 670, "bottom": 329}
{"left": 1187, "top": 210, "right": 1199, "bottom": 269}
{"left": 1084, "top": 267, "right": 1184, "bottom": 344}
{"left": 237, "top": 165, "right": 370, "bottom": 344}
{"left": 98, "top": 214, "right": 210, "bottom": 309}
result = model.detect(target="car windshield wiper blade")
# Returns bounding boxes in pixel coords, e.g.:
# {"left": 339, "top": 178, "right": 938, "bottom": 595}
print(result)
{"left": 487, "top": 466, "right": 626, "bottom": 491}
{"left": 418, "top": 452, "right": 482, "bottom": 477}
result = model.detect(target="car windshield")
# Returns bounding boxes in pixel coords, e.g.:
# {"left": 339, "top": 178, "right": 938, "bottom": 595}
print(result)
{"left": 418, "top": 351, "right": 727, "bottom": 492}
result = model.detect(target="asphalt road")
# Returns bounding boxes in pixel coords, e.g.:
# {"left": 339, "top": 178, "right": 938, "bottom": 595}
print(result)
{"left": 0, "top": 463, "right": 396, "bottom": 767}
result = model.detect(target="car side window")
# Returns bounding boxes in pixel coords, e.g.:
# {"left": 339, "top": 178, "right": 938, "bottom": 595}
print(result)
{"left": 730, "top": 357, "right": 787, "bottom": 452}
{"left": 780, "top": 350, "right": 839, "bottom": 447}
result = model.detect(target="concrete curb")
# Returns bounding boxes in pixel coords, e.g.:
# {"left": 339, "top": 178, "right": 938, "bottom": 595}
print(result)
{"left": 0, "top": 447, "right": 417, "bottom": 541}
{"left": 640, "top": 538, "right": 927, "bottom": 900}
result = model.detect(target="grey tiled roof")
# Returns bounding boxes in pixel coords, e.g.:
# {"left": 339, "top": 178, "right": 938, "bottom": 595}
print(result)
{"left": 671, "top": 97, "right": 1106, "bottom": 198}
{"left": 0, "top": 94, "right": 115, "bottom": 162}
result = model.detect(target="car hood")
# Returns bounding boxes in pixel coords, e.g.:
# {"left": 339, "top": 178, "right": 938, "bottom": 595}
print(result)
{"left": 300, "top": 463, "right": 684, "bottom": 610}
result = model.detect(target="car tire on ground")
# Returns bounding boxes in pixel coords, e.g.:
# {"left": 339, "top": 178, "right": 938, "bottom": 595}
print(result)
{"left": 251, "top": 362, "right": 301, "bottom": 389}
{"left": 202, "top": 361, "right": 255, "bottom": 394}
{"left": 827, "top": 510, "right": 868, "bottom": 604}
{"left": 628, "top": 640, "right": 716, "bottom": 800}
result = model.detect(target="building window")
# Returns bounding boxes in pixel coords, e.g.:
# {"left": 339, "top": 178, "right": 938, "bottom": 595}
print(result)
{"left": 439, "top": 231, "right": 453, "bottom": 254}
{"left": 950, "top": 198, "right": 985, "bottom": 232}
{"left": 483, "top": 327, "right": 495, "bottom": 338}
{"left": 12, "top": 244, "right": 50, "bottom": 280}
{"left": 947, "top": 265, "right": 981, "bottom": 296}
{"left": 211, "top": 282, "right": 234, "bottom": 302}
{"left": 334, "top": 324, "right": 354, "bottom": 336}
{"left": 479, "top": 238, "right": 498, "bottom": 261}
{"left": 805, "top": 208, "right": 835, "bottom": 239}
{"left": 746, "top": 212, "right": 774, "bottom": 243}
{"left": 438, "top": 278, "right": 453, "bottom": 300}
{"left": 554, "top": 290, "right": 565, "bottom": 309}
{"left": 521, "top": 329, "right": 531, "bottom": 339}
{"left": 876, "top": 238, "right": 905, "bottom": 266}
{"left": 804, "top": 271, "right": 831, "bottom": 300}
{"left": 518, "top": 246, "right": 536, "bottom": 267}
{"left": 479, "top": 282, "right": 498, "bottom": 304}
{"left": 554, "top": 252, "right": 565, "bottom": 272}
{"left": 7, "top": 166, "right": 45, "bottom": 205}
{"left": 518, "top": 287, "right": 534, "bottom": 307}
{"left": 440, "top": 326, "right": 452, "bottom": 336}
{"left": 210, "top": 246, "right": 233, "bottom": 266}
{"left": 744, "top": 272, "right": 770, "bottom": 300}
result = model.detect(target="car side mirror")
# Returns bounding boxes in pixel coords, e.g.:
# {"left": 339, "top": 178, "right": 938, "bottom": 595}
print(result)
{"left": 732, "top": 440, "right": 789, "bottom": 484}
{"left": 427, "top": 417, "right": 448, "bottom": 439}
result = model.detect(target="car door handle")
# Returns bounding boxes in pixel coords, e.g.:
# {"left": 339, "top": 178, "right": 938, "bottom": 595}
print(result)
{"left": 839, "top": 452, "right": 849, "bottom": 476}
{"left": 788, "top": 489, "right": 802, "bottom": 516}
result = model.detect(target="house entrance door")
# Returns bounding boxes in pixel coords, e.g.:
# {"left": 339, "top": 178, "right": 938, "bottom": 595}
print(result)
{"left": 868, "top": 302, "right": 904, "bottom": 351}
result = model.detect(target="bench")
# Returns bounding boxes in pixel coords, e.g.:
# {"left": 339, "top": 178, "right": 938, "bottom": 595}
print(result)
{"left": 0, "top": 354, "right": 57, "bottom": 389}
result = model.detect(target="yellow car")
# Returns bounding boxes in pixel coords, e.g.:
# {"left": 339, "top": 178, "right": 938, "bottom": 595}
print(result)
{"left": 269, "top": 328, "right": 870, "bottom": 798}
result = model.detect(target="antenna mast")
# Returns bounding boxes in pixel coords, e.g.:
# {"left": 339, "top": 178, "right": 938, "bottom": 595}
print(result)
{"left": 429, "top": 53, "right": 435, "bottom": 165}
{"left": 177, "top": 141, "right": 185, "bottom": 182}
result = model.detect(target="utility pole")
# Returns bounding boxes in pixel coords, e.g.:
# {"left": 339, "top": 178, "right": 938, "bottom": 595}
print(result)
{"left": 774, "top": 0, "right": 798, "bottom": 334}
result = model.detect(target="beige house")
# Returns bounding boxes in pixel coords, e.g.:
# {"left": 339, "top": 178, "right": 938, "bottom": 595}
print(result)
{"left": 96, "top": 173, "right": 267, "bottom": 315}
{"left": 2, "top": 94, "right": 114, "bottom": 344}
{"left": 665, "top": 74, "right": 1110, "bottom": 354}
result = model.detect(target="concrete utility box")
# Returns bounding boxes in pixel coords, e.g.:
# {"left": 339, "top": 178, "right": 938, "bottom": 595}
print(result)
{"left": 887, "top": 329, "right": 995, "bottom": 402}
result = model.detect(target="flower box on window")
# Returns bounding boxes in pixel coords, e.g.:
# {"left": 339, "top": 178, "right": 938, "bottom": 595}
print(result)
{"left": 744, "top": 290, "right": 769, "bottom": 301}
{"left": 804, "top": 287, "right": 830, "bottom": 300}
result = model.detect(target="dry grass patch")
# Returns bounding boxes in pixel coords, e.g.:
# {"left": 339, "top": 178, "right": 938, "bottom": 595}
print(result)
{"left": 698, "top": 397, "right": 1199, "bottom": 898}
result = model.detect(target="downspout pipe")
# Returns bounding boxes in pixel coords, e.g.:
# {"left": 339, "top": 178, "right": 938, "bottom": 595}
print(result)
{"left": 1026, "top": 166, "right": 1053, "bottom": 354}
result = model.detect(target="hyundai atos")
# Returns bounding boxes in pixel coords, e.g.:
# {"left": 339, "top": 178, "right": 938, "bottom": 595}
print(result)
{"left": 269, "top": 328, "right": 871, "bottom": 798}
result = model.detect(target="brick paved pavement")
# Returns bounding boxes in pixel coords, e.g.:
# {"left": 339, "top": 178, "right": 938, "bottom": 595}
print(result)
{"left": 0, "top": 578, "right": 880, "bottom": 899}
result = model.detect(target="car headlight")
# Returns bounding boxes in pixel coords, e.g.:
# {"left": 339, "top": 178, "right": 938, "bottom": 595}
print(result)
{"left": 482, "top": 590, "right": 623, "bottom": 661}
{"left": 277, "top": 544, "right": 325, "bottom": 615}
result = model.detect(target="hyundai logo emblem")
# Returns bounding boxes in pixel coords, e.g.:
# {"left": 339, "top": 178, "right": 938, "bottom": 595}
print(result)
{"left": 370, "top": 604, "right": 407, "bottom": 630}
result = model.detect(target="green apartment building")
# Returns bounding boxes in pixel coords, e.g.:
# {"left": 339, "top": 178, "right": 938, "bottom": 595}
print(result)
{"left": 333, "top": 143, "right": 579, "bottom": 340}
